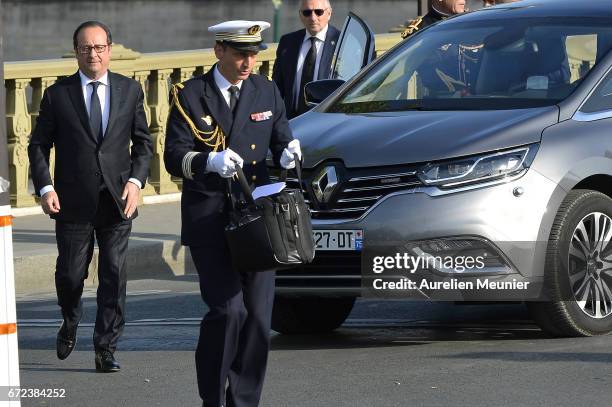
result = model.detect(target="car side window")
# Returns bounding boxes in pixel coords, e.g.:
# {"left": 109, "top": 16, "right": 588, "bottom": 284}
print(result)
{"left": 331, "top": 14, "right": 373, "bottom": 81}
{"left": 566, "top": 34, "right": 597, "bottom": 84}
{"left": 580, "top": 71, "right": 612, "bottom": 113}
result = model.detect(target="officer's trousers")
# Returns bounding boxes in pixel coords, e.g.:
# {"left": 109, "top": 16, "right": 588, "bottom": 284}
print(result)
{"left": 190, "top": 240, "right": 275, "bottom": 407}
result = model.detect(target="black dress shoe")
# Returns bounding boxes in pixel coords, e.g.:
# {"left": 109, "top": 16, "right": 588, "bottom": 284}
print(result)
{"left": 95, "top": 349, "right": 120, "bottom": 373}
{"left": 56, "top": 321, "right": 77, "bottom": 360}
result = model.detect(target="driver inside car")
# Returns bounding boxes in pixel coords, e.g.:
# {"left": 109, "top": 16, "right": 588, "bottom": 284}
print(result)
{"left": 415, "top": 30, "right": 572, "bottom": 98}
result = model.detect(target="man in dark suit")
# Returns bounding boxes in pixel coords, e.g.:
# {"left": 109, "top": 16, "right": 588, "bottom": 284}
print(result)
{"left": 272, "top": 0, "right": 340, "bottom": 119}
{"left": 164, "top": 20, "right": 300, "bottom": 407}
{"left": 28, "top": 21, "right": 152, "bottom": 372}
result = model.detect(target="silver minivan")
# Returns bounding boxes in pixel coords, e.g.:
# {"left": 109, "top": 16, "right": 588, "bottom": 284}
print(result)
{"left": 272, "top": 0, "right": 612, "bottom": 337}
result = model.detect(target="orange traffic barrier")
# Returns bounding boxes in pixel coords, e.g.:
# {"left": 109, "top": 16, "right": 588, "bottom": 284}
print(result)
{"left": 0, "top": 215, "right": 12, "bottom": 227}
{"left": 0, "top": 323, "right": 17, "bottom": 335}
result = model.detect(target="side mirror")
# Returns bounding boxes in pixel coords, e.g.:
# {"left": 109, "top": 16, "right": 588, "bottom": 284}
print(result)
{"left": 304, "top": 79, "right": 346, "bottom": 107}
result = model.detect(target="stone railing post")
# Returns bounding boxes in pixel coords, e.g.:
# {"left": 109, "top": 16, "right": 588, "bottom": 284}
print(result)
{"left": 6, "top": 79, "right": 35, "bottom": 207}
{"left": 147, "top": 68, "right": 179, "bottom": 194}
{"left": 259, "top": 60, "right": 272, "bottom": 79}
{"left": 172, "top": 67, "right": 196, "bottom": 84}
{"left": 31, "top": 77, "right": 58, "bottom": 180}
{"left": 133, "top": 71, "right": 152, "bottom": 128}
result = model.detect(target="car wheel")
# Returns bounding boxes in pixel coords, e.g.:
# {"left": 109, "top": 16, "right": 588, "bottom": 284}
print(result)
{"left": 528, "top": 189, "right": 612, "bottom": 336}
{"left": 271, "top": 297, "right": 356, "bottom": 335}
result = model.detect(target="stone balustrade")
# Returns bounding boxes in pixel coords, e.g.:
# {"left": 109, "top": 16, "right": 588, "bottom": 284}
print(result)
{"left": 3, "top": 33, "right": 403, "bottom": 208}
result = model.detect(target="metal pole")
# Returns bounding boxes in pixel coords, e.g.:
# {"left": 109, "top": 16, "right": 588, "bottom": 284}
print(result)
{"left": 418, "top": 0, "right": 429, "bottom": 16}
{"left": 0, "top": 0, "right": 9, "bottom": 208}
{"left": 272, "top": 0, "right": 283, "bottom": 43}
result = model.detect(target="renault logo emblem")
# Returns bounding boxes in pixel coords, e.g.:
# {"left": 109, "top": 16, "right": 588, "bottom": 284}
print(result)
{"left": 312, "top": 166, "right": 338, "bottom": 203}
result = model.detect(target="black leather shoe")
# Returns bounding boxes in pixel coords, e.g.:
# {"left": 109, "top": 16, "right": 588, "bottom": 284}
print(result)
{"left": 95, "top": 350, "right": 120, "bottom": 373}
{"left": 56, "top": 321, "right": 77, "bottom": 360}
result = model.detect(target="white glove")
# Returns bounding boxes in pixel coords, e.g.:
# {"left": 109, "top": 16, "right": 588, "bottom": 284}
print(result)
{"left": 206, "top": 148, "right": 244, "bottom": 178}
{"left": 280, "top": 139, "right": 302, "bottom": 170}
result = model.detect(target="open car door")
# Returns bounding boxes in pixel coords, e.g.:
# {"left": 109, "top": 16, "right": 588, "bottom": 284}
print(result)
{"left": 330, "top": 12, "right": 376, "bottom": 80}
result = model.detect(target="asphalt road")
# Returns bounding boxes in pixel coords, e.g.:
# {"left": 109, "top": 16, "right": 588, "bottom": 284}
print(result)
{"left": 14, "top": 277, "right": 612, "bottom": 407}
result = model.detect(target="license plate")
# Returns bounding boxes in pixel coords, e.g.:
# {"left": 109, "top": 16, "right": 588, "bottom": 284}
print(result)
{"left": 313, "top": 230, "right": 363, "bottom": 251}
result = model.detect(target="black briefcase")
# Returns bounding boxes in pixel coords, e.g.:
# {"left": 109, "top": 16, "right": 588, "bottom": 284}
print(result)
{"left": 225, "top": 158, "right": 315, "bottom": 272}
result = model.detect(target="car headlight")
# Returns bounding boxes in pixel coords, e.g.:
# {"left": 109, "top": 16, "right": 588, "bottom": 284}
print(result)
{"left": 417, "top": 145, "right": 538, "bottom": 189}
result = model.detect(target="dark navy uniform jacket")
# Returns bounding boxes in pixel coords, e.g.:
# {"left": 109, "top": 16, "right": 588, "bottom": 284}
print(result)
{"left": 401, "top": 8, "right": 446, "bottom": 39}
{"left": 164, "top": 67, "right": 293, "bottom": 246}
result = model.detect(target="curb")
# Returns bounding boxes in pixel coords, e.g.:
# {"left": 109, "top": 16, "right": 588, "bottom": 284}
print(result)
{"left": 13, "top": 238, "right": 196, "bottom": 295}
{"left": 11, "top": 193, "right": 182, "bottom": 218}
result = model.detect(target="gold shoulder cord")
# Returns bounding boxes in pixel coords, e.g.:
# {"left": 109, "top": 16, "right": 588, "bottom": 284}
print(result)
{"left": 170, "top": 84, "right": 226, "bottom": 151}
{"left": 401, "top": 16, "right": 423, "bottom": 39}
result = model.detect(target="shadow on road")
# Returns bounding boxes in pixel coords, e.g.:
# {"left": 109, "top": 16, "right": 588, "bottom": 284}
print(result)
{"left": 20, "top": 366, "right": 98, "bottom": 374}
{"left": 270, "top": 322, "right": 548, "bottom": 351}
{"left": 443, "top": 350, "right": 612, "bottom": 363}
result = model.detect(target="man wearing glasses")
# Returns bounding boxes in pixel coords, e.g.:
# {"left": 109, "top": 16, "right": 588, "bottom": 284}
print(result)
{"left": 28, "top": 21, "right": 152, "bottom": 372}
{"left": 272, "top": 0, "right": 340, "bottom": 118}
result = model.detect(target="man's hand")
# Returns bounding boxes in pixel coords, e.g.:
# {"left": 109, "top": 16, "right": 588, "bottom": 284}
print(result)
{"left": 41, "top": 191, "right": 61, "bottom": 214}
{"left": 280, "top": 139, "right": 302, "bottom": 169}
{"left": 122, "top": 181, "right": 140, "bottom": 218}
{"left": 206, "top": 148, "right": 244, "bottom": 178}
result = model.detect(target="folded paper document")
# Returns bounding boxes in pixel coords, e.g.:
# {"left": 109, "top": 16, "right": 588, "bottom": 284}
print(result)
{"left": 252, "top": 182, "right": 286, "bottom": 201}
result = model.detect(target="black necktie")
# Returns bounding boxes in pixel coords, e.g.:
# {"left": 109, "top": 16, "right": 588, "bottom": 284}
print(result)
{"left": 297, "top": 37, "right": 317, "bottom": 115}
{"left": 228, "top": 85, "right": 239, "bottom": 114}
{"left": 89, "top": 81, "right": 103, "bottom": 144}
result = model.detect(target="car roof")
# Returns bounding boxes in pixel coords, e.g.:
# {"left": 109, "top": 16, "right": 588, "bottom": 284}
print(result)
{"left": 453, "top": 0, "right": 612, "bottom": 21}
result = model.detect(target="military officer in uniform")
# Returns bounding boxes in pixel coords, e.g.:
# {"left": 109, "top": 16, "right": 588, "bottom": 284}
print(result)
{"left": 164, "top": 20, "right": 301, "bottom": 407}
{"left": 401, "top": 0, "right": 466, "bottom": 39}
{"left": 399, "top": 0, "right": 478, "bottom": 96}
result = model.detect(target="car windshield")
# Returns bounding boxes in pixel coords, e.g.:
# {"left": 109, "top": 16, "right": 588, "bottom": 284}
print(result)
{"left": 328, "top": 17, "right": 612, "bottom": 113}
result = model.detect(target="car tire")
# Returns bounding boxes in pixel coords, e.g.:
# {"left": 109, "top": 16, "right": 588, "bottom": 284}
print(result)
{"left": 271, "top": 297, "right": 356, "bottom": 335}
{"left": 528, "top": 189, "right": 612, "bottom": 337}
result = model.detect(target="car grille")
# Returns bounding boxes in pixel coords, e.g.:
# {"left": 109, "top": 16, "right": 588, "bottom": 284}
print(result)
{"left": 272, "top": 165, "right": 423, "bottom": 220}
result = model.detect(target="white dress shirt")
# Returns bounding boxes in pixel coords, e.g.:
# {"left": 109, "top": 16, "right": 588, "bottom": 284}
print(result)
{"left": 293, "top": 24, "right": 329, "bottom": 108}
{"left": 39, "top": 70, "right": 141, "bottom": 197}
{"left": 214, "top": 65, "right": 243, "bottom": 107}
{"left": 79, "top": 70, "right": 111, "bottom": 136}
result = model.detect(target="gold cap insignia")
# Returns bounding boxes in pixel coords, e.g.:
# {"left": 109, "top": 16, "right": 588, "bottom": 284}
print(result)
{"left": 248, "top": 25, "right": 261, "bottom": 35}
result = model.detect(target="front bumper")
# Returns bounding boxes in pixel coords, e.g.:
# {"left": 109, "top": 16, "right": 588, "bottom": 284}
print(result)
{"left": 276, "top": 168, "right": 566, "bottom": 298}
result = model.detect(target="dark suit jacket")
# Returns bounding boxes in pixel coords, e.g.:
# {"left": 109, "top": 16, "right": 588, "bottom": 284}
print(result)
{"left": 28, "top": 71, "right": 153, "bottom": 222}
{"left": 272, "top": 25, "right": 340, "bottom": 119}
{"left": 164, "top": 68, "right": 293, "bottom": 247}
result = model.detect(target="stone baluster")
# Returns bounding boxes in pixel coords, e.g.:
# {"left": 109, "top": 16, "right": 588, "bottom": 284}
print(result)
{"left": 194, "top": 66, "right": 206, "bottom": 77}
{"left": 259, "top": 61, "right": 272, "bottom": 79}
{"left": 30, "top": 77, "right": 57, "bottom": 128}
{"left": 252, "top": 62, "right": 263, "bottom": 78}
{"left": 6, "top": 79, "right": 35, "bottom": 207}
{"left": 147, "top": 69, "right": 179, "bottom": 194}
{"left": 31, "top": 77, "right": 58, "bottom": 180}
{"left": 133, "top": 71, "right": 152, "bottom": 126}
{"left": 171, "top": 67, "right": 196, "bottom": 85}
